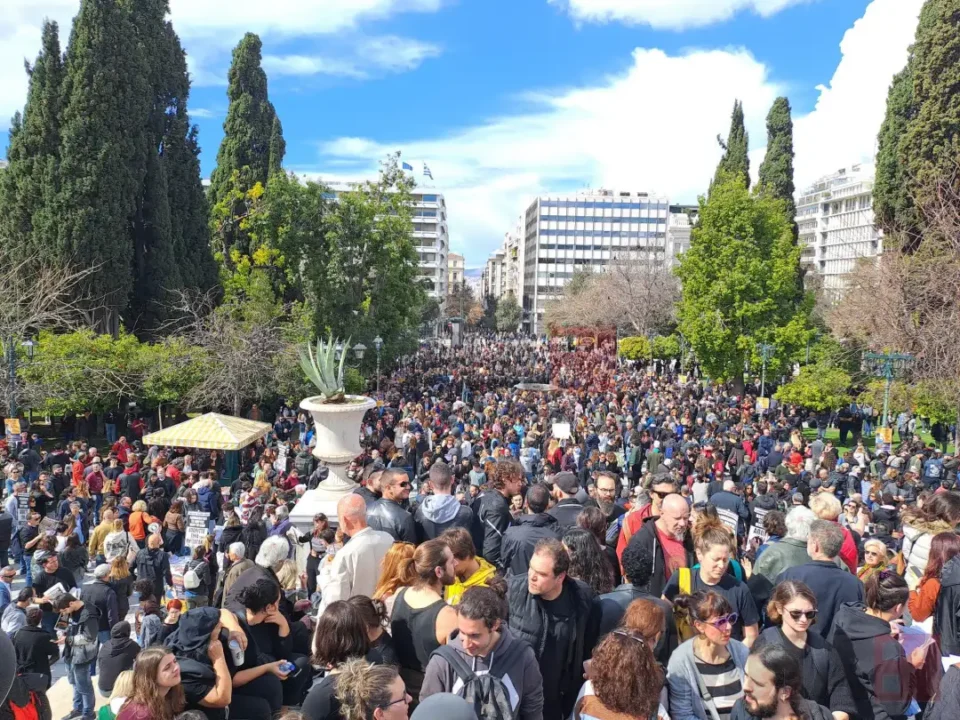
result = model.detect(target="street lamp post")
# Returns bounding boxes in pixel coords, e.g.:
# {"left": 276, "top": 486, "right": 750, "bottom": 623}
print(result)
{"left": 678, "top": 332, "right": 687, "bottom": 374}
{"left": 6, "top": 338, "right": 36, "bottom": 420}
{"left": 862, "top": 351, "right": 915, "bottom": 430}
{"left": 757, "top": 343, "right": 775, "bottom": 400}
{"left": 373, "top": 335, "right": 384, "bottom": 395}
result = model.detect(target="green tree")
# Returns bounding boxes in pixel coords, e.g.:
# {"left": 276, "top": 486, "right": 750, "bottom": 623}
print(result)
{"left": 757, "top": 97, "right": 796, "bottom": 234}
{"left": 712, "top": 101, "right": 750, "bottom": 191}
{"left": 651, "top": 334, "right": 680, "bottom": 359}
{"left": 0, "top": 20, "right": 65, "bottom": 264}
{"left": 676, "top": 173, "right": 810, "bottom": 393}
{"left": 619, "top": 336, "right": 652, "bottom": 361}
{"left": 775, "top": 364, "right": 852, "bottom": 412}
{"left": 897, "top": 0, "right": 960, "bottom": 234}
{"left": 55, "top": 0, "right": 150, "bottom": 334}
{"left": 304, "top": 154, "right": 425, "bottom": 362}
{"left": 268, "top": 115, "right": 286, "bottom": 177}
{"left": 495, "top": 292, "right": 522, "bottom": 332}
{"left": 874, "top": 68, "right": 918, "bottom": 242}
{"left": 209, "top": 33, "right": 280, "bottom": 210}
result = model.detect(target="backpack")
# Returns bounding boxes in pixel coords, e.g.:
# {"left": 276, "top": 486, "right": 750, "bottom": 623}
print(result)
{"left": 183, "top": 563, "right": 202, "bottom": 590}
{"left": 673, "top": 567, "right": 696, "bottom": 642}
{"left": 431, "top": 641, "right": 525, "bottom": 720}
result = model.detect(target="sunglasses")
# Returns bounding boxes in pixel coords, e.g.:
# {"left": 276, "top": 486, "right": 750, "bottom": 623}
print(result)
{"left": 787, "top": 609, "right": 818, "bottom": 622}
{"left": 398, "top": 482, "right": 411, "bottom": 488}
{"left": 702, "top": 613, "right": 738, "bottom": 630}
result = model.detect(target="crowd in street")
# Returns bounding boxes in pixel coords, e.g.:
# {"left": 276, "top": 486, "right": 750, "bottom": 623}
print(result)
{"left": 0, "top": 334, "right": 959, "bottom": 720}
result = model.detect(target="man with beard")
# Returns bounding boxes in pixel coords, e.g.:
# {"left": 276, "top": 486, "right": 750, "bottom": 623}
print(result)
{"left": 623, "top": 493, "right": 693, "bottom": 597}
{"left": 595, "top": 472, "right": 625, "bottom": 525}
{"left": 731, "top": 645, "right": 833, "bottom": 720}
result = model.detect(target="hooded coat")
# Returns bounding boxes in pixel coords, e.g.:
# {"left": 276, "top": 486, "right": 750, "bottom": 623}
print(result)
{"left": 826, "top": 602, "right": 915, "bottom": 720}
{"left": 414, "top": 494, "right": 475, "bottom": 543}
{"left": 934, "top": 554, "right": 960, "bottom": 655}
{"left": 96, "top": 623, "right": 140, "bottom": 694}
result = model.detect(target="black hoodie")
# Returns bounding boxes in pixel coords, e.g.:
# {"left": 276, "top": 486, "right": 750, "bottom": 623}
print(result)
{"left": 935, "top": 554, "right": 960, "bottom": 655}
{"left": 166, "top": 606, "right": 228, "bottom": 720}
{"left": 96, "top": 623, "right": 140, "bottom": 694}
{"left": 826, "top": 602, "right": 915, "bottom": 720}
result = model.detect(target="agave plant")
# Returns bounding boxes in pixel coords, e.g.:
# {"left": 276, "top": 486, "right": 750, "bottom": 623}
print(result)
{"left": 299, "top": 334, "right": 350, "bottom": 403}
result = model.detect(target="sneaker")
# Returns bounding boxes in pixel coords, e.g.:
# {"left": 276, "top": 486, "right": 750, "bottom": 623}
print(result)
{"left": 61, "top": 711, "right": 83, "bottom": 720}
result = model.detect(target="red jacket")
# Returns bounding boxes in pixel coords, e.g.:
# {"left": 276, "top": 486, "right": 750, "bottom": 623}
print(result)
{"left": 839, "top": 524, "right": 858, "bottom": 574}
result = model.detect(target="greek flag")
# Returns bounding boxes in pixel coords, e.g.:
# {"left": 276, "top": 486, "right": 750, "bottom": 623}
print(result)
{"left": 423, "top": 163, "right": 434, "bottom": 180}
{"left": 402, "top": 162, "right": 413, "bottom": 171}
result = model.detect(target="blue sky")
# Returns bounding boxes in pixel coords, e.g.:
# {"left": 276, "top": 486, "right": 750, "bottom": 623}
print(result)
{"left": 1, "top": 0, "right": 925, "bottom": 265}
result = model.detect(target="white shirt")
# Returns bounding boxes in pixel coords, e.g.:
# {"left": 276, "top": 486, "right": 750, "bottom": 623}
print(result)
{"left": 316, "top": 526, "right": 394, "bottom": 615}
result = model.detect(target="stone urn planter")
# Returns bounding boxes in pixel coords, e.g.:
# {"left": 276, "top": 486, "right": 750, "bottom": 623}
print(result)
{"left": 289, "top": 394, "right": 376, "bottom": 530}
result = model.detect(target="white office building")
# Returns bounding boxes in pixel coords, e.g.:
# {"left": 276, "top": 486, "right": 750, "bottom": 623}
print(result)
{"left": 518, "top": 189, "right": 671, "bottom": 334}
{"left": 796, "top": 164, "right": 882, "bottom": 296}
{"left": 326, "top": 184, "right": 449, "bottom": 311}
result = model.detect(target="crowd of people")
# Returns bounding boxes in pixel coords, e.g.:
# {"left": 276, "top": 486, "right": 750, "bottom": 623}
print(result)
{"left": 0, "top": 335, "right": 958, "bottom": 720}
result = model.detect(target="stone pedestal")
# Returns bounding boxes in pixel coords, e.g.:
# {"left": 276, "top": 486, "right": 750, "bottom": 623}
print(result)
{"left": 289, "top": 394, "right": 376, "bottom": 531}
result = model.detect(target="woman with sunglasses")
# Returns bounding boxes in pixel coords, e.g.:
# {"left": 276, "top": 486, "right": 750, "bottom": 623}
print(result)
{"left": 857, "top": 539, "right": 891, "bottom": 583}
{"left": 663, "top": 519, "right": 759, "bottom": 646}
{"left": 667, "top": 590, "right": 749, "bottom": 720}
{"left": 754, "top": 581, "right": 855, "bottom": 720}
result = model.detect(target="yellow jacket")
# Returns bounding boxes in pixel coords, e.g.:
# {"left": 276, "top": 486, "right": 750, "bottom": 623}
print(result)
{"left": 445, "top": 557, "right": 497, "bottom": 605}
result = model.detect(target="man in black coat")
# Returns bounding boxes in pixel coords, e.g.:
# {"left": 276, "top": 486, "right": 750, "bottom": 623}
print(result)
{"left": 119, "top": 462, "right": 142, "bottom": 501}
{"left": 711, "top": 479, "right": 752, "bottom": 539}
{"left": 597, "top": 537, "right": 677, "bottom": 666}
{"left": 547, "top": 472, "right": 587, "bottom": 532}
{"left": 501, "top": 484, "right": 561, "bottom": 576}
{"left": 0, "top": 508, "right": 12, "bottom": 568}
{"left": 624, "top": 494, "right": 694, "bottom": 598}
{"left": 366, "top": 469, "right": 417, "bottom": 543}
{"left": 84, "top": 565, "right": 119, "bottom": 653}
{"left": 12, "top": 607, "right": 59, "bottom": 688}
{"left": 472, "top": 459, "right": 523, "bottom": 570}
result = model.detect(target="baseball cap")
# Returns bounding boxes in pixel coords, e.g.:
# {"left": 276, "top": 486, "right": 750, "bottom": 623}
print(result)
{"left": 554, "top": 471, "right": 580, "bottom": 495}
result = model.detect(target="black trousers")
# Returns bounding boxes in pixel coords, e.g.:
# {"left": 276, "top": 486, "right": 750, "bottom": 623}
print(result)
{"left": 231, "top": 673, "right": 283, "bottom": 719}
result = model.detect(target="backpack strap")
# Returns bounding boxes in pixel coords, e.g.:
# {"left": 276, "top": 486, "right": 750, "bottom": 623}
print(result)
{"left": 432, "top": 644, "right": 478, "bottom": 684}
{"left": 692, "top": 666, "right": 723, "bottom": 720}
{"left": 679, "top": 567, "right": 692, "bottom": 596}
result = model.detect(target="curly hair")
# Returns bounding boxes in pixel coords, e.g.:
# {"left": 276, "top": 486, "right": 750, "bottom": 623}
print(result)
{"left": 621, "top": 597, "right": 664, "bottom": 644}
{"left": 589, "top": 630, "right": 663, "bottom": 718}
{"left": 562, "top": 528, "right": 614, "bottom": 595}
{"left": 335, "top": 659, "right": 402, "bottom": 720}
{"left": 490, "top": 459, "right": 524, "bottom": 491}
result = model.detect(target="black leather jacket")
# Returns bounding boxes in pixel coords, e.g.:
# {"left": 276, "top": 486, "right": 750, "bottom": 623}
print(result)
{"left": 366, "top": 498, "right": 416, "bottom": 544}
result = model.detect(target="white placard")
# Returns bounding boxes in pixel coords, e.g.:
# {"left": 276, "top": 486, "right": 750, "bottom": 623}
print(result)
{"left": 185, "top": 511, "right": 211, "bottom": 550}
{"left": 552, "top": 422, "right": 571, "bottom": 440}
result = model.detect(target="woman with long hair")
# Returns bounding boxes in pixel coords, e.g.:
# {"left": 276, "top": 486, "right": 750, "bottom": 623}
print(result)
{"left": 828, "top": 572, "right": 928, "bottom": 720}
{"left": 60, "top": 533, "right": 89, "bottom": 587}
{"left": 240, "top": 507, "right": 267, "bottom": 564}
{"left": 575, "top": 629, "right": 665, "bottom": 720}
{"left": 664, "top": 519, "right": 759, "bottom": 645}
{"left": 162, "top": 500, "right": 185, "bottom": 556}
{"left": 335, "top": 659, "right": 410, "bottom": 720}
{"left": 901, "top": 493, "right": 960, "bottom": 590}
{"left": 667, "top": 591, "right": 748, "bottom": 720}
{"left": 372, "top": 542, "right": 417, "bottom": 621}
{"left": 116, "top": 646, "right": 186, "bottom": 720}
{"left": 575, "top": 506, "right": 621, "bottom": 585}
{"left": 97, "top": 670, "right": 134, "bottom": 720}
{"left": 303, "top": 601, "right": 370, "bottom": 720}
{"left": 754, "top": 580, "right": 856, "bottom": 719}
{"left": 563, "top": 528, "right": 614, "bottom": 595}
{"left": 909, "top": 532, "right": 960, "bottom": 629}
{"left": 110, "top": 555, "right": 134, "bottom": 621}
{"left": 347, "top": 595, "right": 398, "bottom": 667}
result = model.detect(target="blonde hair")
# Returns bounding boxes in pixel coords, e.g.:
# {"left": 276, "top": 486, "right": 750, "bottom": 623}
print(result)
{"left": 110, "top": 555, "right": 131, "bottom": 580}
{"left": 809, "top": 493, "right": 842, "bottom": 521}
{"left": 335, "top": 659, "right": 401, "bottom": 720}
{"left": 863, "top": 539, "right": 889, "bottom": 562}
{"left": 110, "top": 670, "right": 135, "bottom": 701}
{"left": 132, "top": 500, "right": 148, "bottom": 513}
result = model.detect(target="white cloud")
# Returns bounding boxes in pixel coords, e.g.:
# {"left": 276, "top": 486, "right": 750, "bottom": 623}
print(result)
{"left": 0, "top": 0, "right": 443, "bottom": 125}
{"left": 550, "top": 0, "right": 817, "bottom": 30}
{"left": 313, "top": 0, "right": 923, "bottom": 265}
{"left": 789, "top": 0, "right": 924, "bottom": 190}
{"left": 189, "top": 108, "right": 220, "bottom": 119}
{"left": 263, "top": 36, "right": 441, "bottom": 79}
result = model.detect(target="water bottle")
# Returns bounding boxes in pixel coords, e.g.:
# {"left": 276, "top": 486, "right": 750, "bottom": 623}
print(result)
{"left": 228, "top": 639, "right": 244, "bottom": 666}
{"left": 279, "top": 661, "right": 296, "bottom": 674}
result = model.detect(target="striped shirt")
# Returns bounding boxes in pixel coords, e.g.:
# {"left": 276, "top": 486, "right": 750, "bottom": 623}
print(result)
{"left": 694, "top": 656, "right": 743, "bottom": 720}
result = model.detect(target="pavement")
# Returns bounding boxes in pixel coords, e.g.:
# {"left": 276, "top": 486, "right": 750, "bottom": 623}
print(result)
{"left": 9, "top": 568, "right": 139, "bottom": 717}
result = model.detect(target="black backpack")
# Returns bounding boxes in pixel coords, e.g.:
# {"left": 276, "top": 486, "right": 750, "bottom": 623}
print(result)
{"left": 430, "top": 641, "right": 525, "bottom": 720}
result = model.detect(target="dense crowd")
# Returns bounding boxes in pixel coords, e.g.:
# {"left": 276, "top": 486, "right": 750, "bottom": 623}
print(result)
{"left": 0, "top": 335, "right": 959, "bottom": 720}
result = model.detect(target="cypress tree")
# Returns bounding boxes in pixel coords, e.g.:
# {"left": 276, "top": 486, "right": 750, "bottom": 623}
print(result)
{"left": 0, "top": 21, "right": 64, "bottom": 262}
{"left": 887, "top": 0, "right": 960, "bottom": 247}
{"left": 873, "top": 68, "right": 918, "bottom": 242}
{"left": 209, "top": 33, "right": 279, "bottom": 205}
{"left": 56, "top": 0, "right": 149, "bottom": 335}
{"left": 268, "top": 114, "right": 286, "bottom": 177}
{"left": 757, "top": 97, "right": 796, "bottom": 226}
{"left": 712, "top": 101, "right": 750, "bottom": 191}
{"left": 125, "top": 0, "right": 181, "bottom": 331}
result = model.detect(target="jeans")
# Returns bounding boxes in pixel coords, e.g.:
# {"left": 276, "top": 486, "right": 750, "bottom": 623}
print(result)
{"left": 91, "top": 629, "right": 110, "bottom": 676}
{"left": 92, "top": 493, "right": 103, "bottom": 525}
{"left": 105, "top": 423, "right": 117, "bottom": 445}
{"left": 0, "top": 549, "right": 7, "bottom": 568}
{"left": 21, "top": 554, "right": 32, "bottom": 587}
{"left": 67, "top": 661, "right": 95, "bottom": 717}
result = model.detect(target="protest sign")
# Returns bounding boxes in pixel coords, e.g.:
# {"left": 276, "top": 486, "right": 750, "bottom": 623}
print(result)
{"left": 185, "top": 511, "right": 211, "bottom": 550}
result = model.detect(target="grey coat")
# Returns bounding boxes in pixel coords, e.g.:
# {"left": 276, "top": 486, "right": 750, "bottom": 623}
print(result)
{"left": 666, "top": 637, "right": 749, "bottom": 720}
